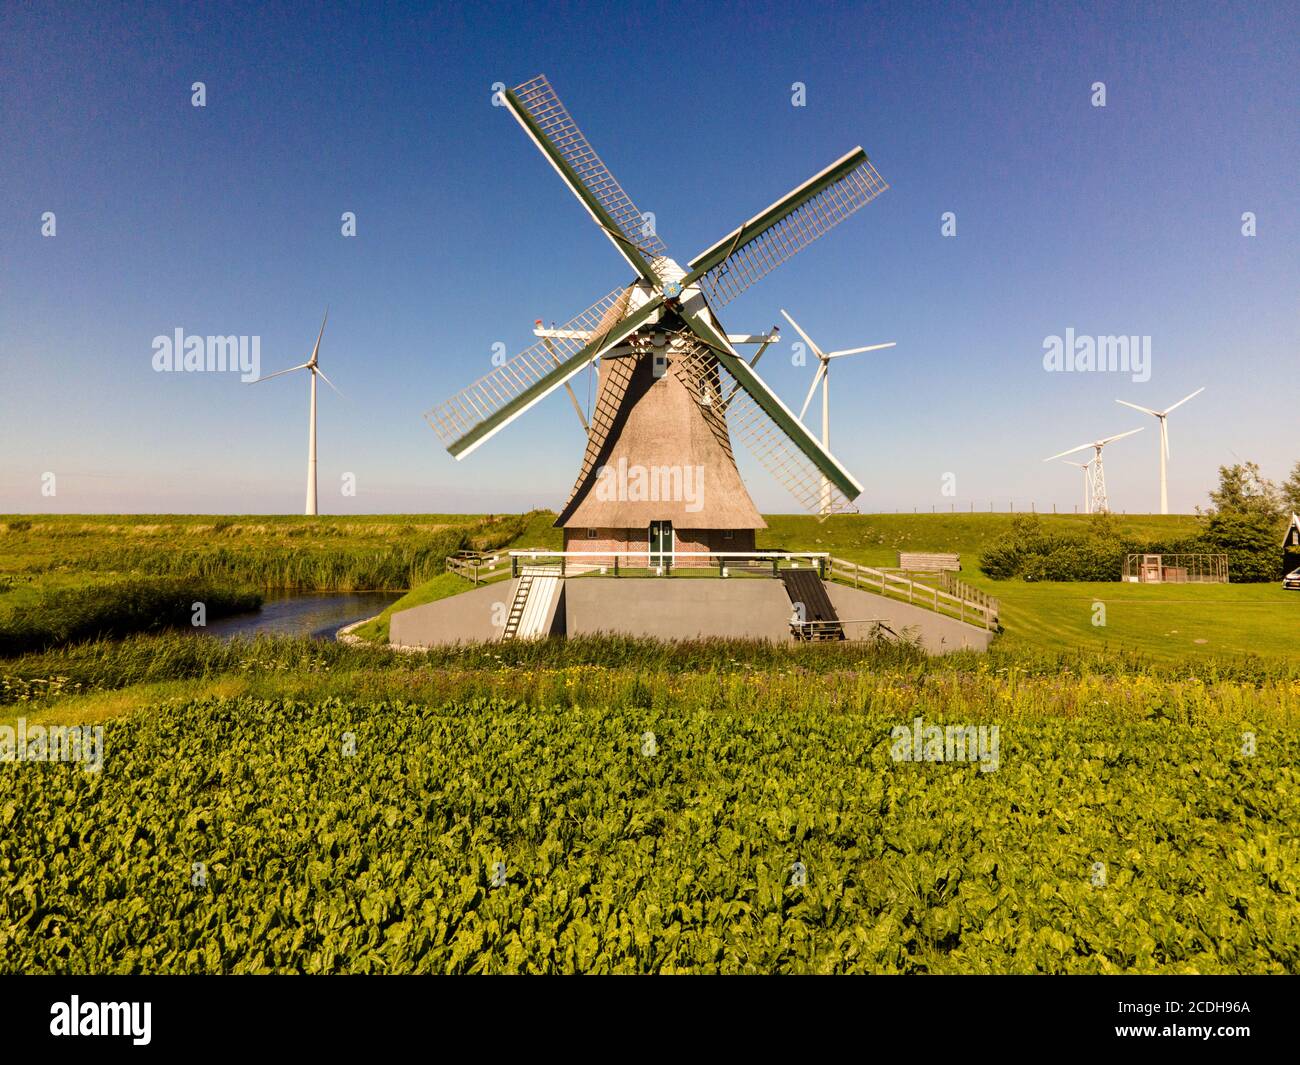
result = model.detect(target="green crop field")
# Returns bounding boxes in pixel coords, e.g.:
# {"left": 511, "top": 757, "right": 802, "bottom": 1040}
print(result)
{"left": 2, "top": 691, "right": 1295, "bottom": 974}
{"left": 1, "top": 512, "right": 1297, "bottom": 974}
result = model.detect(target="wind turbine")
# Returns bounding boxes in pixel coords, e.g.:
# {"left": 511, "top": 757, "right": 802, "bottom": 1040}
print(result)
{"left": 1060, "top": 458, "right": 1096, "bottom": 514}
{"left": 248, "top": 311, "right": 342, "bottom": 515}
{"left": 1115, "top": 387, "right": 1205, "bottom": 515}
{"left": 1044, "top": 428, "right": 1143, "bottom": 514}
{"left": 781, "top": 309, "right": 896, "bottom": 514}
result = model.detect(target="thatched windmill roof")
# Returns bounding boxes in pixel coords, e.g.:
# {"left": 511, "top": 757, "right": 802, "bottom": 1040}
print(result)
{"left": 556, "top": 344, "right": 765, "bottom": 530}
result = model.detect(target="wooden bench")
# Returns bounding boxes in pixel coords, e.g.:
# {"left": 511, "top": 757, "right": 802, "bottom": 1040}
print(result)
{"left": 898, "top": 552, "right": 960, "bottom": 573}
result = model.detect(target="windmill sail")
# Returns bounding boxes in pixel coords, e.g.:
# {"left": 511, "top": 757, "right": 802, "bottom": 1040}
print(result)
{"left": 425, "top": 287, "right": 635, "bottom": 458}
{"left": 508, "top": 75, "right": 666, "bottom": 277}
{"left": 673, "top": 330, "right": 859, "bottom": 516}
{"left": 679, "top": 307, "right": 862, "bottom": 500}
{"left": 684, "top": 148, "right": 888, "bottom": 307}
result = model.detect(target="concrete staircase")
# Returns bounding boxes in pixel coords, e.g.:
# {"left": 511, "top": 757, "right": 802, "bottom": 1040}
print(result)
{"left": 501, "top": 566, "right": 563, "bottom": 640}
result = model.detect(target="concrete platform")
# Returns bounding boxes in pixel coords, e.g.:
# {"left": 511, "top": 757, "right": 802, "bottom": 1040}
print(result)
{"left": 564, "top": 577, "right": 793, "bottom": 642}
{"left": 388, "top": 574, "right": 995, "bottom": 653}
{"left": 824, "top": 582, "right": 995, "bottom": 654}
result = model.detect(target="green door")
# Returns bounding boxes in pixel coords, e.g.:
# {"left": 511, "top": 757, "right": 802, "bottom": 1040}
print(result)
{"left": 649, "top": 521, "right": 673, "bottom": 569}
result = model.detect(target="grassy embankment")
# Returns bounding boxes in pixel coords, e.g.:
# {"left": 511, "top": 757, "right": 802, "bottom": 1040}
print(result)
{"left": 0, "top": 514, "right": 534, "bottom": 651}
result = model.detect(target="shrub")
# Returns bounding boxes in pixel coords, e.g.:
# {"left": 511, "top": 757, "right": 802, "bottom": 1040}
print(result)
{"left": 980, "top": 514, "right": 1144, "bottom": 581}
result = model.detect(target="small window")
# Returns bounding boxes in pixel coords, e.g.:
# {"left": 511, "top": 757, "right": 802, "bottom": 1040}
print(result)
{"left": 586, "top": 528, "right": 598, "bottom": 539}
{"left": 722, "top": 530, "right": 735, "bottom": 541}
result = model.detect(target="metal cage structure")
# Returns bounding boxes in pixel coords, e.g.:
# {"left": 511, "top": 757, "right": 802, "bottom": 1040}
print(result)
{"left": 1123, "top": 553, "right": 1229, "bottom": 584}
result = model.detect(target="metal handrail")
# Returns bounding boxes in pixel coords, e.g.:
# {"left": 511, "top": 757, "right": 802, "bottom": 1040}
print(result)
{"left": 825, "top": 556, "right": 999, "bottom": 631}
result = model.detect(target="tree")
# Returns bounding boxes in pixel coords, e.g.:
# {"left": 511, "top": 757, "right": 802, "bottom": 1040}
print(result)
{"left": 1205, "top": 461, "right": 1282, "bottom": 520}
{"left": 1281, "top": 460, "right": 1300, "bottom": 517}
{"left": 1200, "top": 462, "right": 1286, "bottom": 581}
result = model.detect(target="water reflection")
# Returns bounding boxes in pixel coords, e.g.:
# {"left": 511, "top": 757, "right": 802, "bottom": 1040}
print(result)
{"left": 202, "top": 591, "right": 400, "bottom": 641}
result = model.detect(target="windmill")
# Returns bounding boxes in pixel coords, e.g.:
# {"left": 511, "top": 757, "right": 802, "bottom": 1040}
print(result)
{"left": 248, "top": 311, "right": 342, "bottom": 515}
{"left": 1059, "top": 458, "right": 1096, "bottom": 514}
{"left": 1043, "top": 428, "right": 1143, "bottom": 514}
{"left": 1115, "top": 388, "right": 1205, "bottom": 515}
{"left": 424, "top": 75, "right": 889, "bottom": 559}
{"left": 780, "top": 308, "right": 896, "bottom": 515}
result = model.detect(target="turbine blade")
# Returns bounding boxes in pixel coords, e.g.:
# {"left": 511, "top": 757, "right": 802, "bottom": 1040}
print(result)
{"left": 1161, "top": 419, "right": 1170, "bottom": 460}
{"left": 779, "top": 309, "right": 825, "bottom": 360}
{"left": 1043, "top": 440, "right": 1096, "bottom": 462}
{"left": 309, "top": 309, "right": 328, "bottom": 365}
{"left": 1098, "top": 427, "right": 1145, "bottom": 446}
{"left": 248, "top": 362, "right": 311, "bottom": 384}
{"left": 314, "top": 366, "right": 344, "bottom": 398}
{"left": 1115, "top": 398, "right": 1157, "bottom": 416}
{"left": 1162, "top": 386, "right": 1205, "bottom": 414}
{"left": 798, "top": 361, "right": 827, "bottom": 422}
{"left": 826, "top": 342, "right": 896, "bottom": 358}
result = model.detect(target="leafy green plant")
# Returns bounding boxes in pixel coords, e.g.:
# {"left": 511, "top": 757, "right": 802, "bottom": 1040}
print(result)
{"left": 1, "top": 695, "right": 1295, "bottom": 974}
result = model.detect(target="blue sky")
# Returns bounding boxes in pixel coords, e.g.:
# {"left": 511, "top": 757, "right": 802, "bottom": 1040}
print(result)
{"left": 1, "top": 0, "right": 1295, "bottom": 515}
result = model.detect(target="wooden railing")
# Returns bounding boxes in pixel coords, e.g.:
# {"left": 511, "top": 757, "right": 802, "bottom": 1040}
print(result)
{"left": 826, "top": 557, "right": 999, "bottom": 631}
{"left": 445, "top": 551, "right": 513, "bottom": 586}
{"left": 938, "top": 571, "right": 1000, "bottom": 619}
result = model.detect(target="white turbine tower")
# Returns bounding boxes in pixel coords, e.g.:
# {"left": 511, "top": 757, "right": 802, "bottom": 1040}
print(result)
{"left": 1044, "top": 427, "right": 1143, "bottom": 514}
{"left": 249, "top": 311, "right": 342, "bottom": 515}
{"left": 1115, "top": 387, "right": 1205, "bottom": 515}
{"left": 1060, "top": 458, "right": 1096, "bottom": 514}
{"left": 781, "top": 309, "right": 896, "bottom": 514}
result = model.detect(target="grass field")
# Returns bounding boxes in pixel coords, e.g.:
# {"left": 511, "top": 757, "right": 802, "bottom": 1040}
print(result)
{"left": 757, "top": 512, "right": 1202, "bottom": 569}
{"left": 0, "top": 513, "right": 531, "bottom": 590}
{"left": 971, "top": 580, "right": 1298, "bottom": 659}
{"left": 5, "top": 511, "right": 1294, "bottom": 663}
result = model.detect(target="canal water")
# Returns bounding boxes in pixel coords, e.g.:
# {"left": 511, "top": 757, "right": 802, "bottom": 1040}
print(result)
{"left": 202, "top": 591, "right": 401, "bottom": 641}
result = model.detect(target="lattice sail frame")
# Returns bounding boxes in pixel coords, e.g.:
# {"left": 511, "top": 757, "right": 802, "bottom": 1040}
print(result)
{"left": 424, "top": 287, "right": 631, "bottom": 448}
{"left": 690, "top": 156, "right": 888, "bottom": 307}
{"left": 511, "top": 76, "right": 667, "bottom": 263}
{"left": 672, "top": 331, "right": 858, "bottom": 517}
